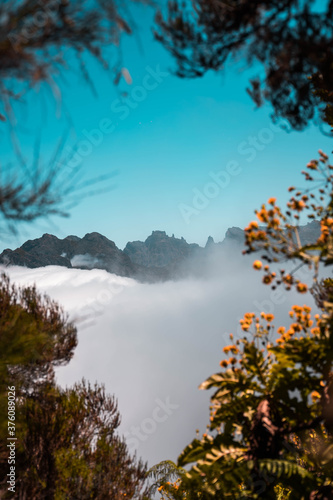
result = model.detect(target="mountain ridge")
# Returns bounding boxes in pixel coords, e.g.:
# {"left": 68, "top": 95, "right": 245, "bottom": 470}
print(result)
{"left": 0, "top": 221, "right": 320, "bottom": 282}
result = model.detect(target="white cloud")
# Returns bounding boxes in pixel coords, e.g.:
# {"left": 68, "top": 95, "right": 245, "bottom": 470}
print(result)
{"left": 1, "top": 259, "right": 318, "bottom": 467}
{"left": 70, "top": 253, "right": 102, "bottom": 268}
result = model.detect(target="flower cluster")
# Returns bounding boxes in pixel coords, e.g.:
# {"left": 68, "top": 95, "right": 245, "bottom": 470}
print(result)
{"left": 157, "top": 478, "right": 186, "bottom": 499}
{"left": 244, "top": 151, "right": 333, "bottom": 292}
{"left": 219, "top": 306, "right": 323, "bottom": 362}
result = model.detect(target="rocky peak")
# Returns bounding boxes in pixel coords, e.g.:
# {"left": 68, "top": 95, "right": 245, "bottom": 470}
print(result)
{"left": 205, "top": 236, "right": 215, "bottom": 248}
{"left": 0, "top": 232, "right": 133, "bottom": 277}
{"left": 65, "top": 235, "right": 80, "bottom": 242}
{"left": 124, "top": 231, "right": 199, "bottom": 268}
{"left": 151, "top": 230, "right": 167, "bottom": 237}
{"left": 224, "top": 227, "right": 244, "bottom": 244}
{"left": 296, "top": 220, "right": 321, "bottom": 245}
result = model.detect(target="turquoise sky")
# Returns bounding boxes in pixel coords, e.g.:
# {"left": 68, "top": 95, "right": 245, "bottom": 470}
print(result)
{"left": 1, "top": 3, "right": 332, "bottom": 251}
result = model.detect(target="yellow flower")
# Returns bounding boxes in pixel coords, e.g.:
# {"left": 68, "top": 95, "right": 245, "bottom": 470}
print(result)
{"left": 253, "top": 260, "right": 262, "bottom": 270}
{"left": 306, "top": 161, "right": 318, "bottom": 170}
{"left": 256, "top": 207, "right": 269, "bottom": 223}
{"left": 311, "top": 391, "right": 321, "bottom": 401}
{"left": 318, "top": 149, "right": 328, "bottom": 159}
{"left": 289, "top": 199, "right": 306, "bottom": 211}
{"left": 311, "top": 327, "right": 320, "bottom": 336}
{"left": 296, "top": 283, "right": 308, "bottom": 293}
{"left": 244, "top": 312, "right": 255, "bottom": 319}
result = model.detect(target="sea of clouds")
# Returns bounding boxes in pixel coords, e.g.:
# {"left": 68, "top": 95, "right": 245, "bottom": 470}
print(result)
{"left": 1, "top": 254, "right": 318, "bottom": 467}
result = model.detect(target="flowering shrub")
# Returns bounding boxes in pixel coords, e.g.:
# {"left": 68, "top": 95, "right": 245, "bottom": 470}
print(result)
{"left": 151, "top": 152, "right": 333, "bottom": 499}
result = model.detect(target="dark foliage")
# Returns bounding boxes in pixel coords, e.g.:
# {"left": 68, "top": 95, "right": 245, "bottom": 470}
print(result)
{"left": 0, "top": 272, "right": 77, "bottom": 446}
{"left": 154, "top": 0, "right": 333, "bottom": 130}
{"left": 0, "top": 0, "right": 141, "bottom": 96}
{"left": 0, "top": 0, "right": 145, "bottom": 227}
{"left": 0, "top": 273, "right": 77, "bottom": 393}
{"left": 0, "top": 273, "right": 148, "bottom": 498}
{"left": 12, "top": 381, "right": 148, "bottom": 500}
